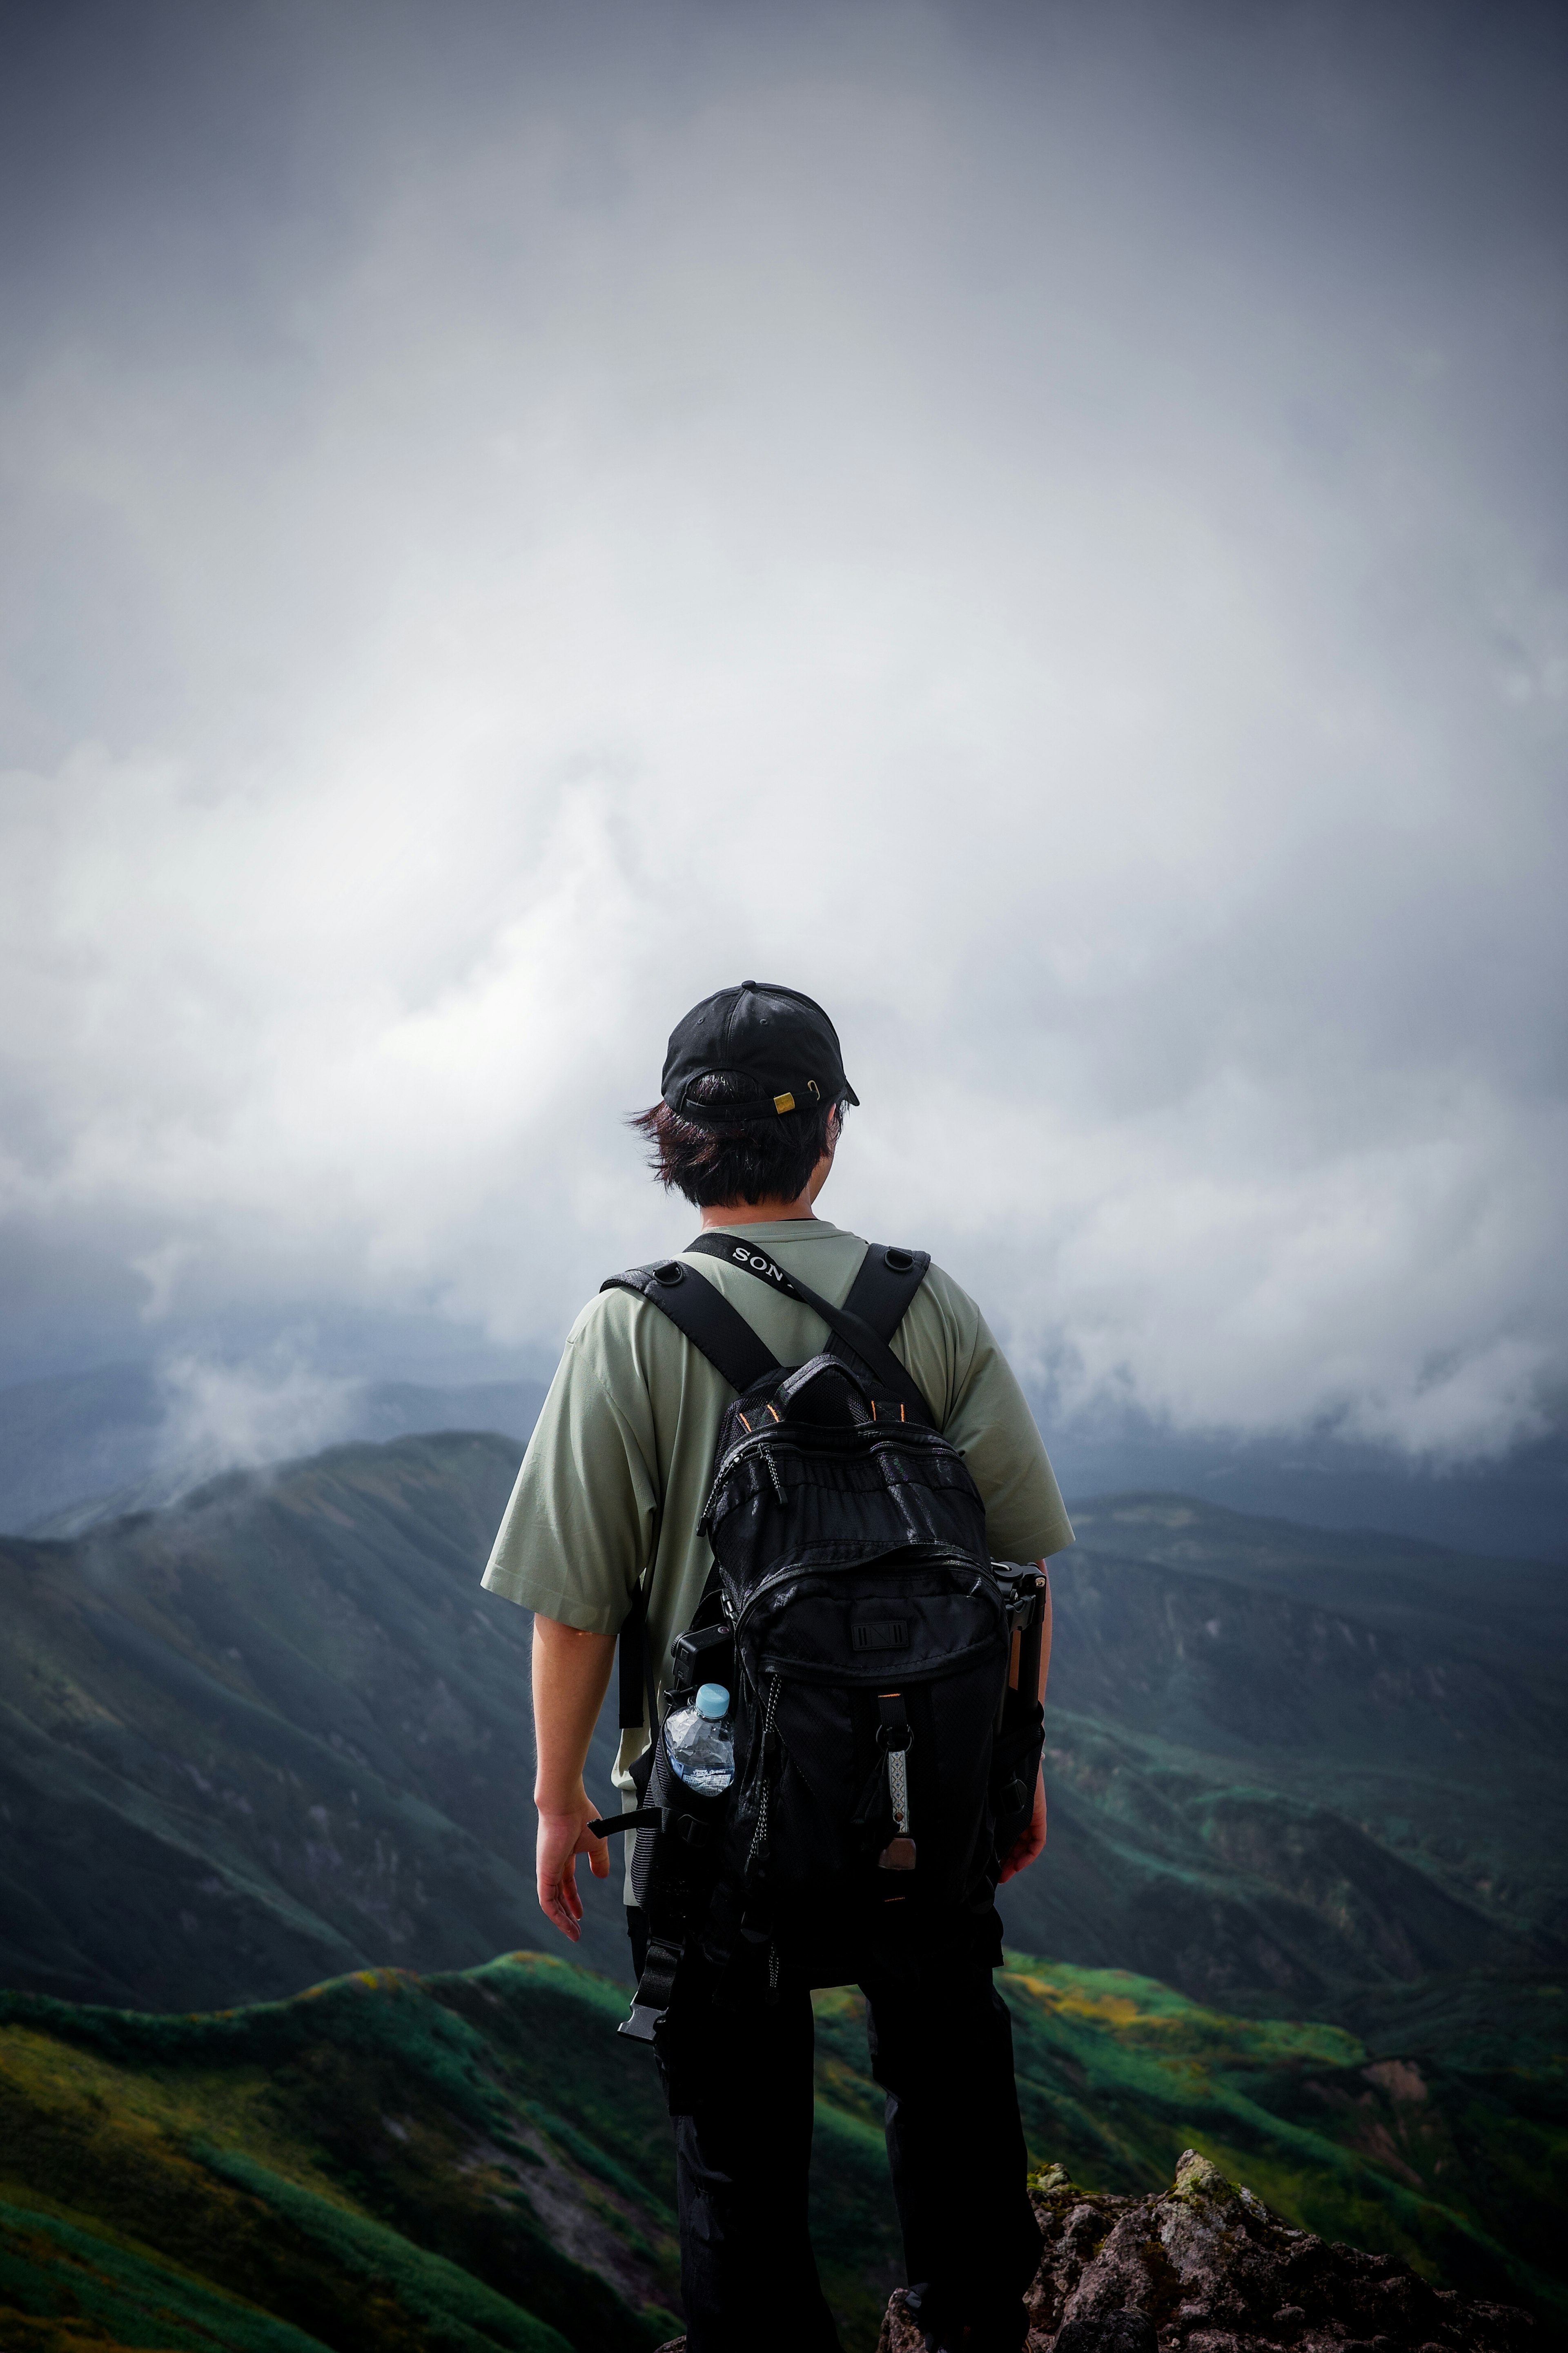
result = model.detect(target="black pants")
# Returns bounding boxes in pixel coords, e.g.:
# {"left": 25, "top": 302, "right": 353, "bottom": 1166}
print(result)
{"left": 628, "top": 1909, "right": 1040, "bottom": 2353}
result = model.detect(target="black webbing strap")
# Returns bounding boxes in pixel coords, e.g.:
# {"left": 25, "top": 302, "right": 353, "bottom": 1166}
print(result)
{"left": 619, "top": 1934, "right": 683, "bottom": 2043}
{"left": 601, "top": 1259, "right": 779, "bottom": 1393}
{"left": 685, "top": 1232, "right": 933, "bottom": 1424}
{"left": 588, "top": 1806, "right": 662, "bottom": 1837}
{"left": 615, "top": 1575, "right": 657, "bottom": 1733}
{"left": 600, "top": 1259, "right": 783, "bottom": 1728}
{"left": 842, "top": 1242, "right": 932, "bottom": 1347}
{"left": 877, "top": 1690, "right": 911, "bottom": 1745}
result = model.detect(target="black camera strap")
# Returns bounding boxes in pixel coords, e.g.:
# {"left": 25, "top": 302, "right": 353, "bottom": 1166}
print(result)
{"left": 685, "top": 1231, "right": 932, "bottom": 1424}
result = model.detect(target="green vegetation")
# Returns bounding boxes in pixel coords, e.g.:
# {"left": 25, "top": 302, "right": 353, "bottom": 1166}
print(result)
{"left": 999, "top": 1953, "right": 1566, "bottom": 2321}
{"left": 0, "top": 1941, "right": 1562, "bottom": 2350}
{"left": 807, "top": 1953, "right": 1567, "bottom": 2339}
{"left": 0, "top": 1953, "right": 681, "bottom": 2353}
{"left": 2, "top": 1441, "right": 1563, "bottom": 2344}
{"left": 0, "top": 2199, "right": 334, "bottom": 2353}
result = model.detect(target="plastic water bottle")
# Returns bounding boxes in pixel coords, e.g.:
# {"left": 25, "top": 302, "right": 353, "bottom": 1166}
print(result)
{"left": 664, "top": 1682, "right": 735, "bottom": 1795}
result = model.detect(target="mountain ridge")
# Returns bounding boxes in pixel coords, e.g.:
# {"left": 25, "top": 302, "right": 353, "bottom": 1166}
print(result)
{"left": 6, "top": 1354, "right": 1564, "bottom": 1559}
{"left": 0, "top": 1431, "right": 630, "bottom": 2004}
{"left": 0, "top": 1364, "right": 548, "bottom": 1536}
{"left": 0, "top": 1433, "right": 1563, "bottom": 2342}
{"left": 4, "top": 1432, "right": 1562, "bottom": 2018}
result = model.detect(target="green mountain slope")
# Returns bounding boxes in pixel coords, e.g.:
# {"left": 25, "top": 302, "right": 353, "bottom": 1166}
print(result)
{"left": 993, "top": 1501, "right": 1568, "bottom": 2008}
{"left": 0, "top": 1953, "right": 680, "bottom": 2353}
{"left": 4, "top": 1431, "right": 1562, "bottom": 2019}
{"left": 1, "top": 1950, "right": 1560, "bottom": 2353}
{"left": 815, "top": 1954, "right": 1566, "bottom": 2339}
{"left": 1069, "top": 1492, "right": 1568, "bottom": 1663}
{"left": 0, "top": 1433, "right": 630, "bottom": 2006}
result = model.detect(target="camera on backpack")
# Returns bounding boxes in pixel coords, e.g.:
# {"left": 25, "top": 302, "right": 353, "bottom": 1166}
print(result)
{"left": 667, "top": 1620, "right": 735, "bottom": 1698}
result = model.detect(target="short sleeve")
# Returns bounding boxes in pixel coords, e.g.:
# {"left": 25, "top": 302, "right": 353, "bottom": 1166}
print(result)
{"left": 901, "top": 1264, "right": 1075, "bottom": 1563}
{"left": 481, "top": 1318, "right": 658, "bottom": 1633}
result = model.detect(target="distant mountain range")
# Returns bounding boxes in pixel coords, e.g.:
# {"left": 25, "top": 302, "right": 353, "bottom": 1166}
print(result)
{"left": 2, "top": 1431, "right": 1562, "bottom": 2021}
{"left": 4, "top": 1355, "right": 1564, "bottom": 1563}
{"left": 1042, "top": 1414, "right": 1568, "bottom": 1567}
{"left": 1009, "top": 1494, "right": 1568, "bottom": 2008}
{"left": 0, "top": 1362, "right": 548, "bottom": 1535}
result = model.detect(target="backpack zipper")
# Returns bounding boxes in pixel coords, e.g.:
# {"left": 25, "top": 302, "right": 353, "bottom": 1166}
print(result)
{"left": 731, "top": 1544, "right": 1002, "bottom": 1650}
{"left": 745, "top": 1671, "right": 783, "bottom": 1875}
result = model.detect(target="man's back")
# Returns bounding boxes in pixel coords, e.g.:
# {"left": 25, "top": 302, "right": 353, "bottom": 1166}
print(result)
{"left": 482, "top": 1215, "right": 1073, "bottom": 1806}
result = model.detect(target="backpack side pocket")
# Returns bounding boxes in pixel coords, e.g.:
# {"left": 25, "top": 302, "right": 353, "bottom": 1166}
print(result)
{"left": 989, "top": 1686, "right": 1045, "bottom": 1873}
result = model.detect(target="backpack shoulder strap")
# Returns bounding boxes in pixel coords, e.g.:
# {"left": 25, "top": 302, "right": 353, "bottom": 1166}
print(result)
{"left": 685, "top": 1233, "right": 933, "bottom": 1425}
{"left": 599, "top": 1259, "right": 783, "bottom": 1731}
{"left": 835, "top": 1244, "right": 931, "bottom": 1404}
{"left": 601, "top": 1260, "right": 781, "bottom": 1394}
{"left": 841, "top": 1242, "right": 931, "bottom": 1343}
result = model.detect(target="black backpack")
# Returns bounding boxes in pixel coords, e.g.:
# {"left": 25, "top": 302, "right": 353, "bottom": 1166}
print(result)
{"left": 590, "top": 1231, "right": 1047, "bottom": 2043}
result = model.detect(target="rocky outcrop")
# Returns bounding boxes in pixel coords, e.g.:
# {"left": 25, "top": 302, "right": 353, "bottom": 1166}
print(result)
{"left": 877, "top": 2150, "right": 1534, "bottom": 2352}
{"left": 653, "top": 2147, "right": 1536, "bottom": 2352}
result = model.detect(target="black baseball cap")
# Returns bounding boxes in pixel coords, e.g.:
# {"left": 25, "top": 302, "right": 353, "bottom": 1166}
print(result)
{"left": 662, "top": 981, "right": 860, "bottom": 1128}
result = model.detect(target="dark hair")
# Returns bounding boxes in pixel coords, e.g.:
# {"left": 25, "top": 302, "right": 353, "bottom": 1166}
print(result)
{"left": 631, "top": 1071, "right": 848, "bottom": 1208}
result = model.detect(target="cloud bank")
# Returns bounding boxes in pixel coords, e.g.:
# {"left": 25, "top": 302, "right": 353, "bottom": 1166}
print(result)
{"left": 0, "top": 0, "right": 1564, "bottom": 1452}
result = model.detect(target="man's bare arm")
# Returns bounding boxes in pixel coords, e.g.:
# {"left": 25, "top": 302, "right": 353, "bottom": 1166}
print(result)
{"left": 998, "top": 1563, "right": 1053, "bottom": 1885}
{"left": 532, "top": 1616, "right": 617, "bottom": 1940}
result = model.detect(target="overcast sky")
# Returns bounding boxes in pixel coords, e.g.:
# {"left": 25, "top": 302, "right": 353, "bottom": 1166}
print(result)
{"left": 1, "top": 0, "right": 1564, "bottom": 1457}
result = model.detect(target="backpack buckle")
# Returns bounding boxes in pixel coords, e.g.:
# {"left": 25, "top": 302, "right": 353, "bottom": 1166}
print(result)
{"left": 617, "top": 2001, "right": 665, "bottom": 2042}
{"left": 618, "top": 1936, "right": 682, "bottom": 2041}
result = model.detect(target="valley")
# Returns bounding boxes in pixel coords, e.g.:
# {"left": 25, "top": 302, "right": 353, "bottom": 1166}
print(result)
{"left": 1000, "top": 1497, "right": 1568, "bottom": 2007}
{"left": 0, "top": 1430, "right": 1562, "bottom": 2346}
{"left": 5, "top": 1435, "right": 1561, "bottom": 2017}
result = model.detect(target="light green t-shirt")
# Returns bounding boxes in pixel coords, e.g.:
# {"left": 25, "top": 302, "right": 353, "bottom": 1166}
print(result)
{"left": 483, "top": 1219, "right": 1074, "bottom": 1829}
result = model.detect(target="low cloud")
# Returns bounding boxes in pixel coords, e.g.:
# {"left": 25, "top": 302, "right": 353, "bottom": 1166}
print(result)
{"left": 151, "top": 1352, "right": 365, "bottom": 1487}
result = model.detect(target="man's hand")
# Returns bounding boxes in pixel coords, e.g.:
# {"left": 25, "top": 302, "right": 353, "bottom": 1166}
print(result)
{"left": 998, "top": 1769, "right": 1047, "bottom": 1884}
{"left": 536, "top": 1780, "right": 609, "bottom": 1940}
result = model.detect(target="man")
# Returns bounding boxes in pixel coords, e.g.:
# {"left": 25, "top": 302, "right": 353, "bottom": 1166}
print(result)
{"left": 483, "top": 981, "right": 1073, "bottom": 2353}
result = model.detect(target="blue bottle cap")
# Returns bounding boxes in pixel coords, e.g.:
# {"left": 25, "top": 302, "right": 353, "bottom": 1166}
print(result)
{"left": 695, "top": 1682, "right": 731, "bottom": 1720}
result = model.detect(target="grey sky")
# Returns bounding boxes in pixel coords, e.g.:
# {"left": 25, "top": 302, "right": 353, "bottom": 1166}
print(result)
{"left": 1, "top": 0, "right": 1564, "bottom": 1454}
